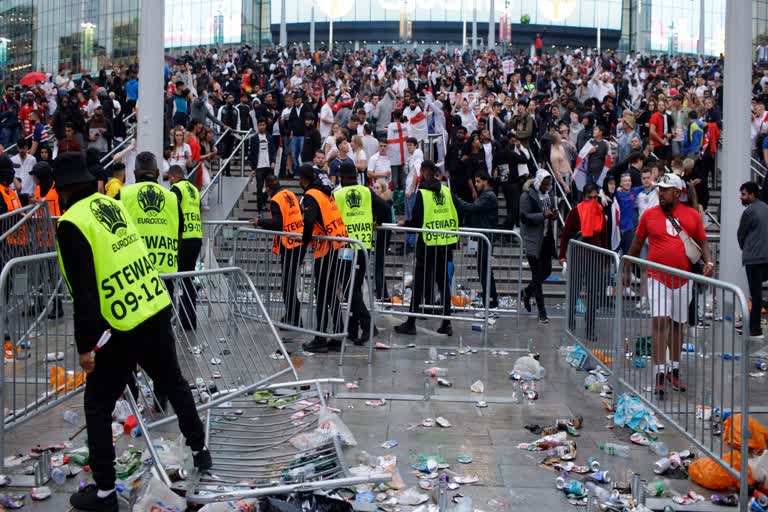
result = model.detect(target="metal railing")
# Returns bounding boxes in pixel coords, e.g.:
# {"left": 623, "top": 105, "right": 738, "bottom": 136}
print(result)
{"left": 0, "top": 202, "right": 56, "bottom": 262}
{"left": 200, "top": 128, "right": 253, "bottom": 206}
{"left": 615, "top": 255, "right": 750, "bottom": 507}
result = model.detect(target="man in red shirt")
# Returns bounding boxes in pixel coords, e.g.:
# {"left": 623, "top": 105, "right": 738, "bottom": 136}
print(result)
{"left": 649, "top": 98, "right": 671, "bottom": 161}
{"left": 626, "top": 173, "right": 714, "bottom": 399}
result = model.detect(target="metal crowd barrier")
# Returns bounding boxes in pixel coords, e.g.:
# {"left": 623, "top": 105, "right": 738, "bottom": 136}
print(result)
{"left": 614, "top": 256, "right": 750, "bottom": 506}
{"left": 564, "top": 240, "right": 621, "bottom": 376}
{"left": 231, "top": 227, "right": 372, "bottom": 360}
{"left": 0, "top": 252, "right": 79, "bottom": 472}
{"left": 374, "top": 224, "right": 492, "bottom": 345}
{"left": 0, "top": 202, "right": 56, "bottom": 263}
{"left": 131, "top": 267, "right": 390, "bottom": 502}
{"left": 200, "top": 220, "right": 249, "bottom": 270}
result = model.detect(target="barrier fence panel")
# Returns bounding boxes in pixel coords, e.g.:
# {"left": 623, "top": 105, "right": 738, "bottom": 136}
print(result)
{"left": 373, "top": 224, "right": 491, "bottom": 344}
{"left": 231, "top": 227, "right": 367, "bottom": 352}
{"left": 616, "top": 255, "right": 750, "bottom": 506}
{"left": 200, "top": 220, "right": 250, "bottom": 270}
{"left": 564, "top": 240, "right": 621, "bottom": 376}
{"left": 0, "top": 202, "right": 56, "bottom": 263}
{"left": 0, "top": 252, "right": 80, "bottom": 472}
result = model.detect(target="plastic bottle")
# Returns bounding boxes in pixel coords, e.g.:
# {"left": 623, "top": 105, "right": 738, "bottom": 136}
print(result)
{"left": 645, "top": 479, "right": 672, "bottom": 497}
{"left": 111, "top": 422, "right": 123, "bottom": 439}
{"left": 649, "top": 441, "right": 669, "bottom": 457}
{"left": 599, "top": 442, "right": 631, "bottom": 458}
{"left": 585, "top": 481, "right": 612, "bottom": 503}
{"left": 50, "top": 465, "right": 71, "bottom": 485}
{"left": 437, "top": 475, "right": 448, "bottom": 512}
{"left": 62, "top": 410, "right": 79, "bottom": 426}
{"left": 423, "top": 367, "right": 447, "bottom": 377}
{"left": 584, "top": 374, "right": 597, "bottom": 390}
{"left": 429, "top": 347, "right": 438, "bottom": 361}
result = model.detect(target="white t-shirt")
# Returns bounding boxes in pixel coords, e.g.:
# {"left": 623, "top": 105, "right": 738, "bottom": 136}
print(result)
{"left": 11, "top": 154, "right": 37, "bottom": 195}
{"left": 352, "top": 149, "right": 367, "bottom": 186}
{"left": 406, "top": 148, "right": 423, "bottom": 195}
{"left": 256, "top": 133, "right": 270, "bottom": 169}
{"left": 319, "top": 103, "right": 334, "bottom": 138}
{"left": 169, "top": 144, "right": 192, "bottom": 168}
{"left": 482, "top": 142, "right": 493, "bottom": 175}
{"left": 368, "top": 152, "right": 392, "bottom": 185}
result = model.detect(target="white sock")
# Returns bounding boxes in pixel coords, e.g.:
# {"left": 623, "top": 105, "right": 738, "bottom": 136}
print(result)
{"left": 97, "top": 488, "right": 115, "bottom": 498}
{"left": 671, "top": 361, "right": 680, "bottom": 370}
{"left": 655, "top": 364, "right": 666, "bottom": 375}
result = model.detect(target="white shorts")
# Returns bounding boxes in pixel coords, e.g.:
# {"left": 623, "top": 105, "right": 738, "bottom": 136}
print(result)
{"left": 647, "top": 279, "right": 693, "bottom": 324}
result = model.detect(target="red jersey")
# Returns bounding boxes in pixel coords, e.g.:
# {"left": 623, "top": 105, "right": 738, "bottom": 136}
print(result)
{"left": 649, "top": 111, "right": 665, "bottom": 149}
{"left": 636, "top": 203, "right": 706, "bottom": 288}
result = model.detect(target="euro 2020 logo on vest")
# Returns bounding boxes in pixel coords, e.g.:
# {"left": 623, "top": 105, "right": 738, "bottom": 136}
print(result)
{"left": 285, "top": 192, "right": 296, "bottom": 209}
{"left": 346, "top": 188, "right": 362, "bottom": 209}
{"left": 91, "top": 198, "right": 128, "bottom": 237}
{"left": 433, "top": 188, "right": 446, "bottom": 206}
{"left": 138, "top": 184, "right": 166, "bottom": 217}
{"left": 184, "top": 181, "right": 198, "bottom": 201}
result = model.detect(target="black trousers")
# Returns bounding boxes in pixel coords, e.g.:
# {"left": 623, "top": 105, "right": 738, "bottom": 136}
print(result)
{"left": 219, "top": 133, "right": 235, "bottom": 176}
{"left": 84, "top": 308, "right": 205, "bottom": 491}
{"left": 524, "top": 233, "right": 555, "bottom": 316}
{"left": 374, "top": 230, "right": 390, "bottom": 300}
{"left": 477, "top": 242, "right": 498, "bottom": 306}
{"left": 253, "top": 167, "right": 271, "bottom": 211}
{"left": 179, "top": 239, "right": 202, "bottom": 330}
{"left": 342, "top": 252, "right": 372, "bottom": 337}
{"left": 410, "top": 245, "right": 452, "bottom": 318}
{"left": 313, "top": 249, "right": 344, "bottom": 337}
{"left": 280, "top": 245, "right": 305, "bottom": 325}
{"left": 501, "top": 181, "right": 522, "bottom": 228}
{"left": 747, "top": 263, "right": 768, "bottom": 335}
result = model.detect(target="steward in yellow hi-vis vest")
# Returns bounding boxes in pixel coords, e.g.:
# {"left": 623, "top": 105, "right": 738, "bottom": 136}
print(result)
{"left": 333, "top": 163, "right": 391, "bottom": 344}
{"left": 394, "top": 160, "right": 457, "bottom": 337}
{"left": 251, "top": 174, "right": 306, "bottom": 328}
{"left": 52, "top": 152, "right": 210, "bottom": 511}
{"left": 167, "top": 165, "right": 203, "bottom": 331}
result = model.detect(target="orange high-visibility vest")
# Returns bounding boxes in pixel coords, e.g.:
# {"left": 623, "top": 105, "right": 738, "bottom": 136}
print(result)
{"left": 270, "top": 189, "right": 304, "bottom": 254}
{"left": 34, "top": 184, "right": 61, "bottom": 217}
{"left": 304, "top": 188, "right": 348, "bottom": 258}
{"left": 0, "top": 184, "right": 25, "bottom": 245}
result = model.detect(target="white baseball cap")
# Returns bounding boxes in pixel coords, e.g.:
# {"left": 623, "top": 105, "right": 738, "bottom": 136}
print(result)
{"left": 654, "top": 173, "right": 684, "bottom": 191}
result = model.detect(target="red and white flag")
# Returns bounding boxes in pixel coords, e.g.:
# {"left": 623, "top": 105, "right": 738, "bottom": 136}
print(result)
{"left": 574, "top": 140, "right": 612, "bottom": 191}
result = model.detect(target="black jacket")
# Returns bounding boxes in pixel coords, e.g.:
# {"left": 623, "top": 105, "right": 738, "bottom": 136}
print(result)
{"left": 248, "top": 131, "right": 277, "bottom": 169}
{"left": 454, "top": 188, "right": 498, "bottom": 229}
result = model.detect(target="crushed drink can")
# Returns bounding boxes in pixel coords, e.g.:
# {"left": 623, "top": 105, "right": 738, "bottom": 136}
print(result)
{"left": 758, "top": 361, "right": 768, "bottom": 372}
{"left": 587, "top": 456, "right": 600, "bottom": 471}
{"left": 471, "top": 323, "right": 483, "bottom": 331}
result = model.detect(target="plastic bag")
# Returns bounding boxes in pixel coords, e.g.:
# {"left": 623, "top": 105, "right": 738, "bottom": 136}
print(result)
{"left": 140, "top": 436, "right": 186, "bottom": 471}
{"left": 565, "top": 346, "right": 588, "bottom": 369}
{"left": 289, "top": 407, "right": 357, "bottom": 450}
{"left": 131, "top": 476, "right": 186, "bottom": 512}
{"left": 511, "top": 356, "right": 545, "bottom": 380}
{"left": 49, "top": 366, "right": 86, "bottom": 392}
{"left": 112, "top": 399, "right": 132, "bottom": 422}
{"left": 723, "top": 414, "right": 768, "bottom": 451}
{"left": 613, "top": 393, "right": 658, "bottom": 432}
{"left": 689, "top": 451, "right": 754, "bottom": 491}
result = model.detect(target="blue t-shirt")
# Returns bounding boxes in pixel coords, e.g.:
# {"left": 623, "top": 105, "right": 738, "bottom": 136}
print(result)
{"left": 125, "top": 79, "right": 139, "bottom": 101}
{"left": 762, "top": 134, "right": 768, "bottom": 151}
{"left": 328, "top": 156, "right": 354, "bottom": 178}
{"left": 615, "top": 185, "right": 645, "bottom": 232}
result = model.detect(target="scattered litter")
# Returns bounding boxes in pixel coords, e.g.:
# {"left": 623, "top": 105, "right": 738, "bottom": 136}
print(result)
{"left": 211, "top": 371, "right": 222, "bottom": 379}
{"left": 752, "top": 372, "right": 767, "bottom": 378}
{"left": 423, "top": 367, "right": 446, "bottom": 377}
{"left": 190, "top": 346, "right": 203, "bottom": 355}
{"left": 630, "top": 432, "right": 652, "bottom": 446}
{"left": 381, "top": 440, "right": 399, "bottom": 449}
{"left": 672, "top": 490, "right": 706, "bottom": 505}
{"left": 30, "top": 486, "right": 51, "bottom": 500}
{"left": 476, "top": 401, "right": 488, "bottom": 408}
{"left": 44, "top": 352, "right": 64, "bottom": 362}
{"left": 435, "top": 417, "right": 451, "bottom": 428}
{"left": 406, "top": 344, "right": 417, "bottom": 348}
{"left": 614, "top": 393, "right": 658, "bottom": 432}
{"left": 421, "top": 418, "right": 436, "bottom": 427}
{"left": 0, "top": 494, "right": 24, "bottom": 509}
{"left": 722, "top": 353, "right": 741, "bottom": 360}
{"left": 0, "top": 476, "right": 9, "bottom": 487}
{"left": 410, "top": 455, "right": 443, "bottom": 472}
{"left": 398, "top": 488, "right": 429, "bottom": 505}
{"left": 365, "top": 399, "right": 386, "bottom": 407}
{"left": 209, "top": 357, "right": 222, "bottom": 365}
{"left": 470, "top": 380, "right": 484, "bottom": 393}
{"left": 456, "top": 455, "right": 473, "bottom": 464}
{"left": 346, "top": 382, "right": 359, "bottom": 391}
{"left": 447, "top": 482, "right": 460, "bottom": 490}
{"left": 417, "top": 479, "right": 432, "bottom": 490}
{"left": 510, "top": 356, "right": 546, "bottom": 380}
{"left": 269, "top": 351, "right": 286, "bottom": 360}
{"left": 375, "top": 343, "right": 391, "bottom": 350}
{"left": 453, "top": 475, "right": 479, "bottom": 484}
{"left": 491, "top": 350, "right": 509, "bottom": 356}
{"left": 436, "top": 378, "right": 452, "bottom": 387}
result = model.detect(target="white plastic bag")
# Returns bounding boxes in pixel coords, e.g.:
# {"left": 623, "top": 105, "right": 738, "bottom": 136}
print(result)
{"left": 511, "top": 356, "right": 545, "bottom": 380}
{"left": 132, "top": 477, "right": 186, "bottom": 512}
{"left": 289, "top": 407, "right": 357, "bottom": 450}
{"left": 198, "top": 499, "right": 259, "bottom": 511}
{"left": 140, "top": 436, "right": 186, "bottom": 472}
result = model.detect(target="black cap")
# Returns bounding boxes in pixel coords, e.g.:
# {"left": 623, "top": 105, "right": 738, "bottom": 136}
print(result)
{"left": 338, "top": 162, "right": 357, "bottom": 179}
{"left": 53, "top": 152, "right": 95, "bottom": 187}
{"left": 29, "top": 161, "right": 53, "bottom": 180}
{"left": 0, "top": 155, "right": 20, "bottom": 172}
{"left": 297, "top": 164, "right": 316, "bottom": 180}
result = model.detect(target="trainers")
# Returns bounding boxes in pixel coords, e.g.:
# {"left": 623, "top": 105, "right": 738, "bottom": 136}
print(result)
{"left": 436, "top": 322, "right": 453, "bottom": 336}
{"left": 327, "top": 339, "right": 342, "bottom": 352}
{"left": 193, "top": 448, "right": 213, "bottom": 471}
{"left": 70, "top": 485, "right": 119, "bottom": 512}
{"left": 302, "top": 337, "right": 329, "bottom": 353}
{"left": 538, "top": 313, "right": 549, "bottom": 324}
{"left": 666, "top": 369, "right": 687, "bottom": 392}
{"left": 394, "top": 321, "right": 417, "bottom": 335}
{"left": 654, "top": 373, "right": 666, "bottom": 400}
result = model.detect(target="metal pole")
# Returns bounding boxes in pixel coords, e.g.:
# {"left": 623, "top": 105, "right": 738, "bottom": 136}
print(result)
{"left": 279, "top": 0, "right": 287, "bottom": 48}
{"left": 472, "top": 0, "right": 477, "bottom": 51}
{"left": 697, "top": 0, "right": 706, "bottom": 55}
{"left": 310, "top": 5, "right": 316, "bottom": 53}
{"left": 329, "top": 18, "right": 334, "bottom": 55}
{"left": 137, "top": 0, "right": 164, "bottom": 162}
{"left": 720, "top": 0, "right": 751, "bottom": 294}
{"left": 488, "top": 0, "right": 495, "bottom": 49}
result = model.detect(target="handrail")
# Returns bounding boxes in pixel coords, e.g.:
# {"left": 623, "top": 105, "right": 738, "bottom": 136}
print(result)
{"left": 100, "top": 129, "right": 137, "bottom": 166}
{"left": 200, "top": 128, "right": 253, "bottom": 201}
{"left": 2, "top": 125, "right": 53, "bottom": 155}
{"left": 187, "top": 128, "right": 232, "bottom": 184}
{"left": 704, "top": 210, "right": 720, "bottom": 228}
{"left": 752, "top": 162, "right": 766, "bottom": 182}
